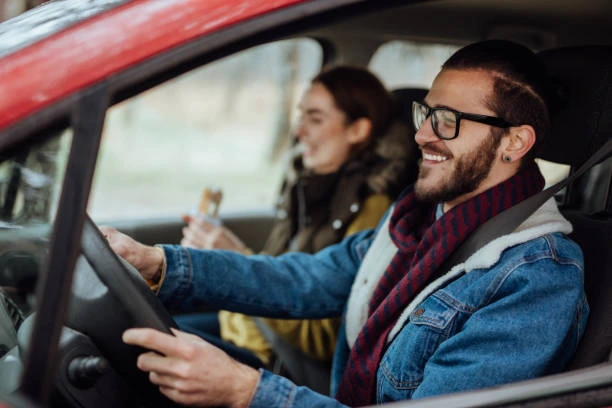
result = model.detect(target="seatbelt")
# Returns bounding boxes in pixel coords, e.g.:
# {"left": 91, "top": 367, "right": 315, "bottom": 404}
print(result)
{"left": 441, "top": 138, "right": 612, "bottom": 270}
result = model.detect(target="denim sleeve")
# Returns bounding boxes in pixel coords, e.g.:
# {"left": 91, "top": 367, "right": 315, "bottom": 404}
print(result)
{"left": 411, "top": 243, "right": 588, "bottom": 399}
{"left": 249, "top": 370, "right": 348, "bottom": 408}
{"left": 157, "top": 229, "right": 375, "bottom": 318}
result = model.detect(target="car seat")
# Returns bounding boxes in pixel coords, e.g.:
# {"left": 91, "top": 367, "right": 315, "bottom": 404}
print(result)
{"left": 536, "top": 45, "right": 612, "bottom": 370}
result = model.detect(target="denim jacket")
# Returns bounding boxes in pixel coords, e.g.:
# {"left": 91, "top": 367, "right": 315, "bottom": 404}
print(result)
{"left": 158, "top": 198, "right": 588, "bottom": 407}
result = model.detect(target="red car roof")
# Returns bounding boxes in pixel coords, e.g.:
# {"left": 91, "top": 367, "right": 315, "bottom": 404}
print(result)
{"left": 0, "top": 0, "right": 306, "bottom": 130}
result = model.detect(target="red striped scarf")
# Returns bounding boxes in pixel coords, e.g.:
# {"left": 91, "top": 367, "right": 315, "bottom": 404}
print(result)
{"left": 335, "top": 163, "right": 545, "bottom": 406}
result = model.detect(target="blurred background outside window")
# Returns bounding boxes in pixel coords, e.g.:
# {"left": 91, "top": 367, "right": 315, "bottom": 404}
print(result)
{"left": 90, "top": 39, "right": 323, "bottom": 220}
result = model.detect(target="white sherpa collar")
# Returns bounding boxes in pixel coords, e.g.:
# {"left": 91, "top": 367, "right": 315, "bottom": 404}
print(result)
{"left": 345, "top": 198, "right": 572, "bottom": 347}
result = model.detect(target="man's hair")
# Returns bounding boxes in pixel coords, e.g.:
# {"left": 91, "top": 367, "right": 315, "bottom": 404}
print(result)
{"left": 312, "top": 65, "right": 394, "bottom": 142}
{"left": 442, "top": 40, "right": 557, "bottom": 162}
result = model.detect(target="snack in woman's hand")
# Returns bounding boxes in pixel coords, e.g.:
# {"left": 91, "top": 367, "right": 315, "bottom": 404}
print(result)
{"left": 198, "top": 187, "right": 223, "bottom": 221}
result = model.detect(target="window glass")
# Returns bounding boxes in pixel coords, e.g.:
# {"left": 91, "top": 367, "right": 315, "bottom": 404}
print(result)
{"left": 0, "top": 128, "right": 72, "bottom": 360}
{"left": 90, "top": 39, "right": 322, "bottom": 221}
{"left": 369, "top": 40, "right": 459, "bottom": 89}
{"left": 0, "top": 131, "right": 71, "bottom": 225}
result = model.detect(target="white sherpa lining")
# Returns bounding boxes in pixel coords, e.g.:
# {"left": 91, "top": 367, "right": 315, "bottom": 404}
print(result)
{"left": 345, "top": 212, "right": 397, "bottom": 347}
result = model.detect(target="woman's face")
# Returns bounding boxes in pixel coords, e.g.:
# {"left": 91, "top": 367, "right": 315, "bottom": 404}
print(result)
{"left": 295, "top": 83, "right": 363, "bottom": 175}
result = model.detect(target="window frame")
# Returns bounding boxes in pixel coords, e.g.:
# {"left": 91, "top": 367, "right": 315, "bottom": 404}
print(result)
{"left": 18, "top": 85, "right": 108, "bottom": 403}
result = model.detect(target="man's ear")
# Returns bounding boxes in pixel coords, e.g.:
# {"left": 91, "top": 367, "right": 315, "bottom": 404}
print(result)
{"left": 502, "top": 124, "right": 536, "bottom": 161}
{"left": 347, "top": 118, "right": 372, "bottom": 145}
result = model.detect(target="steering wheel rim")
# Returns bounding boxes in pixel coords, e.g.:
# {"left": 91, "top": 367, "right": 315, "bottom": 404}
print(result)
{"left": 79, "top": 215, "right": 177, "bottom": 333}
{"left": 63, "top": 215, "right": 178, "bottom": 407}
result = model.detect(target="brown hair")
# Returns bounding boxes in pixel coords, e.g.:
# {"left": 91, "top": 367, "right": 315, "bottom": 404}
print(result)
{"left": 312, "top": 65, "right": 394, "bottom": 146}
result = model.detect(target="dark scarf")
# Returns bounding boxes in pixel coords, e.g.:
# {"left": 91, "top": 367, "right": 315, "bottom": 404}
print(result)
{"left": 335, "top": 163, "right": 545, "bottom": 406}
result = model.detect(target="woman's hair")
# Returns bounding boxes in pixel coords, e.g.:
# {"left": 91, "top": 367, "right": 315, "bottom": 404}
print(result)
{"left": 302, "top": 65, "right": 416, "bottom": 198}
{"left": 312, "top": 65, "right": 395, "bottom": 145}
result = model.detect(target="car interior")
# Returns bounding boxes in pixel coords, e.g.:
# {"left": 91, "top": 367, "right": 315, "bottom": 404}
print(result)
{"left": 0, "top": 0, "right": 611, "bottom": 407}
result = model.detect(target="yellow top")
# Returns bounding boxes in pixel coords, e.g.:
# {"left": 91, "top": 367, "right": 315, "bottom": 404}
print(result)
{"left": 218, "top": 193, "right": 393, "bottom": 364}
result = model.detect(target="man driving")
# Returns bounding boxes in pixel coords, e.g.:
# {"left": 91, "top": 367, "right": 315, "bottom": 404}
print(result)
{"left": 102, "top": 39, "right": 588, "bottom": 407}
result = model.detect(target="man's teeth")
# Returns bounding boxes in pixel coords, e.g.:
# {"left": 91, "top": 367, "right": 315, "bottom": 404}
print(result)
{"left": 423, "top": 152, "right": 448, "bottom": 162}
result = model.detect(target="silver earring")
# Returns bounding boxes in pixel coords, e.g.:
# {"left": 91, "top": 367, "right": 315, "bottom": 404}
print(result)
{"left": 503, "top": 155, "right": 512, "bottom": 162}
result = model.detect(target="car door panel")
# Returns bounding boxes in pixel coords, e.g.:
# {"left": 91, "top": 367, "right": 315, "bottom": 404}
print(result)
{"left": 102, "top": 210, "right": 276, "bottom": 253}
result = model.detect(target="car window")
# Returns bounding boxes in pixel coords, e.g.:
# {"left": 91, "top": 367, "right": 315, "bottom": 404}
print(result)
{"left": 369, "top": 40, "right": 459, "bottom": 89}
{"left": 89, "top": 38, "right": 323, "bottom": 222}
{"left": 0, "top": 128, "right": 72, "bottom": 358}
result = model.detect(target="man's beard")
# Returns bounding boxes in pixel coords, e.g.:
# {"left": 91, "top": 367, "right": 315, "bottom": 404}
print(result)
{"left": 415, "top": 132, "right": 501, "bottom": 204}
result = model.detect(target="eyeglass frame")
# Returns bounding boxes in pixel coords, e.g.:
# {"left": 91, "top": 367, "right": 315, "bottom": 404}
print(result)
{"left": 412, "top": 101, "right": 517, "bottom": 140}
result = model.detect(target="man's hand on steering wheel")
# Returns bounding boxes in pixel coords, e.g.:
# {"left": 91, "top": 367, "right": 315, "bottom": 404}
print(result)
{"left": 99, "top": 226, "right": 164, "bottom": 284}
{"left": 123, "top": 327, "right": 261, "bottom": 408}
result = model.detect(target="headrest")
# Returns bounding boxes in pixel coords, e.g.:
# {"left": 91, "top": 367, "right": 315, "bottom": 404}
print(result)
{"left": 538, "top": 46, "right": 612, "bottom": 167}
{"left": 391, "top": 87, "right": 428, "bottom": 131}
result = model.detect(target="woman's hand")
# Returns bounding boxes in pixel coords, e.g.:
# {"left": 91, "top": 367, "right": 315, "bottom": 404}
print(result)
{"left": 123, "top": 327, "right": 260, "bottom": 408}
{"left": 99, "top": 226, "right": 164, "bottom": 283}
{"left": 181, "top": 214, "right": 249, "bottom": 254}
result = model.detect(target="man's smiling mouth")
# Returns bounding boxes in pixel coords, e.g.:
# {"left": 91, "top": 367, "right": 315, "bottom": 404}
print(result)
{"left": 422, "top": 152, "right": 449, "bottom": 162}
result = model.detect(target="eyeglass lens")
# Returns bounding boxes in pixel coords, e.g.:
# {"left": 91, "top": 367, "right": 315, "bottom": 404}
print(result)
{"left": 413, "top": 102, "right": 457, "bottom": 140}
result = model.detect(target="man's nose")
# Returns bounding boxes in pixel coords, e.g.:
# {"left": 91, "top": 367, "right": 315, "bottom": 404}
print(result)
{"left": 414, "top": 117, "right": 438, "bottom": 145}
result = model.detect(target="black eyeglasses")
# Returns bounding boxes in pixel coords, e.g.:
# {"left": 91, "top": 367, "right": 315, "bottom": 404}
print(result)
{"left": 412, "top": 101, "right": 516, "bottom": 140}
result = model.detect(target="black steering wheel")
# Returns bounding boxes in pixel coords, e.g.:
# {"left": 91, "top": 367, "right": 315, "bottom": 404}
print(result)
{"left": 65, "top": 215, "right": 178, "bottom": 406}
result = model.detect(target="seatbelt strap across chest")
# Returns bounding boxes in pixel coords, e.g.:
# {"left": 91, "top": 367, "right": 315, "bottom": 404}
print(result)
{"left": 441, "top": 138, "right": 612, "bottom": 271}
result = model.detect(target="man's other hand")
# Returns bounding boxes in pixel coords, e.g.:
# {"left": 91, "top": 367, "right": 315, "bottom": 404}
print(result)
{"left": 123, "top": 327, "right": 260, "bottom": 408}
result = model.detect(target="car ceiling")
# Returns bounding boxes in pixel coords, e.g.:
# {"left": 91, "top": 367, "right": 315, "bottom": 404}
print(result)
{"left": 308, "top": 0, "right": 612, "bottom": 53}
